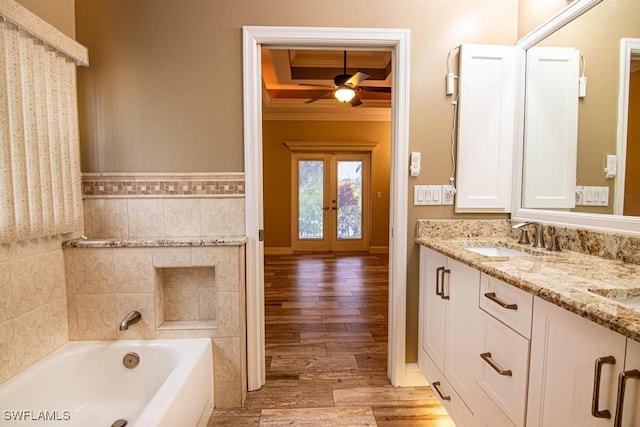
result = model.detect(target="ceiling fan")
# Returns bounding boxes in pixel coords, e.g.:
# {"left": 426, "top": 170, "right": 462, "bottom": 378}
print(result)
{"left": 299, "top": 51, "right": 391, "bottom": 107}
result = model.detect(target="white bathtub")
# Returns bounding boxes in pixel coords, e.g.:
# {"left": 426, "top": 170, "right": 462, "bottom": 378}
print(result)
{"left": 0, "top": 339, "right": 213, "bottom": 427}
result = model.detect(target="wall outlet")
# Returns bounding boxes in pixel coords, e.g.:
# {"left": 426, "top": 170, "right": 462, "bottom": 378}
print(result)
{"left": 442, "top": 185, "right": 455, "bottom": 205}
{"left": 575, "top": 186, "right": 584, "bottom": 206}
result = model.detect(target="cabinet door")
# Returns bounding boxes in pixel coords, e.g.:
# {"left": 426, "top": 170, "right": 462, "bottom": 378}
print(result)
{"left": 527, "top": 297, "right": 626, "bottom": 427}
{"left": 419, "top": 247, "right": 448, "bottom": 372}
{"left": 616, "top": 339, "right": 640, "bottom": 426}
{"left": 443, "top": 258, "right": 482, "bottom": 413}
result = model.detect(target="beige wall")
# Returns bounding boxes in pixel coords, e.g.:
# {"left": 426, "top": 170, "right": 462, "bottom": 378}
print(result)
{"left": 517, "top": 0, "right": 567, "bottom": 39}
{"left": 75, "top": 0, "right": 518, "bottom": 362}
{"left": 16, "top": 0, "right": 75, "bottom": 38}
{"left": 263, "top": 120, "right": 391, "bottom": 249}
{"left": 535, "top": 0, "right": 640, "bottom": 215}
{"left": 624, "top": 68, "right": 640, "bottom": 216}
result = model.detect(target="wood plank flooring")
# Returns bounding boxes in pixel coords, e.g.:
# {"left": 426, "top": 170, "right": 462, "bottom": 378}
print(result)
{"left": 208, "top": 252, "right": 454, "bottom": 426}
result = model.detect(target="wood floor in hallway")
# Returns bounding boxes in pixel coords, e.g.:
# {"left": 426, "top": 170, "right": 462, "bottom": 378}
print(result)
{"left": 208, "top": 252, "right": 454, "bottom": 426}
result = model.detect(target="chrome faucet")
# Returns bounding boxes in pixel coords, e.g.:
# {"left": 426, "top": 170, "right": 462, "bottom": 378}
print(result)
{"left": 119, "top": 311, "right": 142, "bottom": 331}
{"left": 512, "top": 222, "right": 545, "bottom": 248}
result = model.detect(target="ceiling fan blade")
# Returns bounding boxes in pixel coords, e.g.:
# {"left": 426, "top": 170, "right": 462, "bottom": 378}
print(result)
{"left": 349, "top": 96, "right": 363, "bottom": 107}
{"left": 298, "top": 83, "right": 334, "bottom": 88}
{"left": 345, "top": 71, "right": 370, "bottom": 87}
{"left": 359, "top": 86, "right": 391, "bottom": 93}
{"left": 304, "top": 91, "right": 334, "bottom": 104}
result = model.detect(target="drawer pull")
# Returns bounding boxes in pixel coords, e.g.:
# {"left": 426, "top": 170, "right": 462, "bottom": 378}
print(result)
{"left": 484, "top": 292, "right": 517, "bottom": 310}
{"left": 432, "top": 381, "right": 451, "bottom": 401}
{"left": 480, "top": 352, "right": 512, "bottom": 376}
{"left": 440, "top": 269, "right": 450, "bottom": 300}
{"left": 592, "top": 356, "right": 616, "bottom": 419}
{"left": 613, "top": 369, "right": 640, "bottom": 426}
{"left": 436, "top": 267, "right": 445, "bottom": 296}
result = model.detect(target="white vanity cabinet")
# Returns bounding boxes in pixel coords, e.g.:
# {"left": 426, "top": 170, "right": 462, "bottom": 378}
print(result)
{"left": 616, "top": 338, "right": 640, "bottom": 426}
{"left": 418, "top": 247, "right": 483, "bottom": 423}
{"left": 527, "top": 297, "right": 627, "bottom": 427}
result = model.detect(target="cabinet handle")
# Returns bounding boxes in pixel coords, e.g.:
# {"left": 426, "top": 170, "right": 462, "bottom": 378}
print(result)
{"left": 484, "top": 292, "right": 517, "bottom": 310}
{"left": 613, "top": 369, "right": 640, "bottom": 426}
{"left": 440, "top": 269, "right": 450, "bottom": 300}
{"left": 591, "top": 356, "right": 616, "bottom": 419}
{"left": 432, "top": 381, "right": 451, "bottom": 401}
{"left": 480, "top": 352, "right": 512, "bottom": 376}
{"left": 435, "top": 267, "right": 445, "bottom": 296}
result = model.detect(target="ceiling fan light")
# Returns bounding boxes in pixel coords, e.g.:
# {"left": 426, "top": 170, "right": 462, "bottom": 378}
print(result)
{"left": 334, "top": 87, "right": 356, "bottom": 103}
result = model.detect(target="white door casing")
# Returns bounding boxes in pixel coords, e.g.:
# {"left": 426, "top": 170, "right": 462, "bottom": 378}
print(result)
{"left": 243, "top": 26, "right": 410, "bottom": 390}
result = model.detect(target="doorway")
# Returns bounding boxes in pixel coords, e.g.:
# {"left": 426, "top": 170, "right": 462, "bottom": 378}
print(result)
{"left": 292, "top": 152, "right": 370, "bottom": 252}
{"left": 243, "top": 26, "right": 410, "bottom": 390}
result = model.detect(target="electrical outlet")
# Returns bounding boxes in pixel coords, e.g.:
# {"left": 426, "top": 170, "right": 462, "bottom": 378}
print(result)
{"left": 575, "top": 186, "right": 584, "bottom": 206}
{"left": 442, "top": 185, "right": 455, "bottom": 205}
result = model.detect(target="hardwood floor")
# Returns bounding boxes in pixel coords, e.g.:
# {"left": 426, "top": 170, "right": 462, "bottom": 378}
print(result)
{"left": 208, "top": 252, "right": 454, "bottom": 426}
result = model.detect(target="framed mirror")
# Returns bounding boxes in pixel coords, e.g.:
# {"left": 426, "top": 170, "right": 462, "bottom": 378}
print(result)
{"left": 513, "top": 0, "right": 640, "bottom": 235}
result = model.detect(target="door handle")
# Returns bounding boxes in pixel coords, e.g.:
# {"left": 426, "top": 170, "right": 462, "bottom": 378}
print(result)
{"left": 432, "top": 381, "right": 451, "bottom": 401}
{"left": 484, "top": 292, "right": 518, "bottom": 310}
{"left": 613, "top": 369, "right": 640, "bottom": 426}
{"left": 440, "top": 269, "right": 450, "bottom": 300}
{"left": 435, "top": 267, "right": 445, "bottom": 296}
{"left": 480, "top": 352, "right": 513, "bottom": 376}
{"left": 591, "top": 356, "right": 616, "bottom": 419}
{"left": 322, "top": 207, "right": 330, "bottom": 211}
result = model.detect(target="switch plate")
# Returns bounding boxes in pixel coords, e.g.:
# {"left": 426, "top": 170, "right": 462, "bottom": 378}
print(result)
{"left": 581, "top": 186, "right": 609, "bottom": 207}
{"left": 442, "top": 185, "right": 455, "bottom": 205}
{"left": 414, "top": 185, "right": 443, "bottom": 206}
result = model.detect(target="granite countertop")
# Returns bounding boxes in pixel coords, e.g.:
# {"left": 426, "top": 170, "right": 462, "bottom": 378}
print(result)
{"left": 416, "top": 236, "right": 640, "bottom": 343}
{"left": 62, "top": 236, "right": 248, "bottom": 248}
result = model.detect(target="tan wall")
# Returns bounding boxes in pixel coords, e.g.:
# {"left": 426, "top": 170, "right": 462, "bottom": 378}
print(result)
{"left": 75, "top": 0, "right": 518, "bottom": 362}
{"left": 262, "top": 120, "right": 391, "bottom": 249}
{"left": 517, "top": 0, "right": 567, "bottom": 39}
{"left": 16, "top": 0, "right": 75, "bottom": 38}
{"left": 624, "top": 68, "right": 640, "bottom": 216}
{"left": 536, "top": 0, "right": 640, "bottom": 215}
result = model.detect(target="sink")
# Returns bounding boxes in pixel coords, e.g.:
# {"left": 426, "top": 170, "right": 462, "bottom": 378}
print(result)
{"left": 589, "top": 288, "right": 640, "bottom": 310}
{"left": 465, "top": 246, "right": 530, "bottom": 257}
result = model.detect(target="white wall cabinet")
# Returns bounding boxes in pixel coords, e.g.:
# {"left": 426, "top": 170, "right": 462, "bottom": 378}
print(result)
{"left": 418, "top": 247, "right": 482, "bottom": 422}
{"left": 455, "top": 44, "right": 524, "bottom": 213}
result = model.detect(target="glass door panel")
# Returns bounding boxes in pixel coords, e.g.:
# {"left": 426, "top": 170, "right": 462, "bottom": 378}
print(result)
{"left": 336, "top": 160, "right": 363, "bottom": 240}
{"left": 298, "top": 160, "right": 324, "bottom": 240}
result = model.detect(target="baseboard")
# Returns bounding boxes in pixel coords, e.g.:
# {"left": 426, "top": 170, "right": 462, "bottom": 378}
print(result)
{"left": 368, "top": 246, "right": 389, "bottom": 254}
{"left": 264, "top": 247, "right": 293, "bottom": 255}
{"left": 404, "top": 363, "right": 429, "bottom": 387}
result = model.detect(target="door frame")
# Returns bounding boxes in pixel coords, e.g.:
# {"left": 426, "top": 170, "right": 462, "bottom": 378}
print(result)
{"left": 243, "top": 26, "right": 410, "bottom": 390}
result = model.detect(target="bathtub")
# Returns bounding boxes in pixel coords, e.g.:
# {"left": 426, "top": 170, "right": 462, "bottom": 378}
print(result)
{"left": 0, "top": 339, "right": 213, "bottom": 427}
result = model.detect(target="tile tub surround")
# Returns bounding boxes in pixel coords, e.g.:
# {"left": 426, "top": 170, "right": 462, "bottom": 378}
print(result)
{"left": 415, "top": 220, "right": 640, "bottom": 343}
{"left": 63, "top": 238, "right": 247, "bottom": 408}
{"left": 0, "top": 235, "right": 77, "bottom": 384}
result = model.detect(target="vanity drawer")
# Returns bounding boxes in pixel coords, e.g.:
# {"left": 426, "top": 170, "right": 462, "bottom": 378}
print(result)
{"left": 478, "top": 311, "right": 530, "bottom": 427}
{"left": 480, "top": 274, "right": 533, "bottom": 338}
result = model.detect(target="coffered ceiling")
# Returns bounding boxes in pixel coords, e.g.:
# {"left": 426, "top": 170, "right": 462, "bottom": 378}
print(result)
{"left": 261, "top": 48, "right": 392, "bottom": 121}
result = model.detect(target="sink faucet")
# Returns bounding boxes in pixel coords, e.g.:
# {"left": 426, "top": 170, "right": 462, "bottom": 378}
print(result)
{"left": 119, "top": 311, "right": 142, "bottom": 331}
{"left": 512, "top": 222, "right": 545, "bottom": 249}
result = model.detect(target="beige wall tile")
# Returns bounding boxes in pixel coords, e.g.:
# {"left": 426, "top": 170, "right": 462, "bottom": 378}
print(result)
{"left": 0, "top": 320, "right": 16, "bottom": 384}
{"left": 201, "top": 199, "right": 236, "bottom": 236}
{"left": 48, "top": 296, "right": 69, "bottom": 349}
{"left": 218, "top": 251, "right": 240, "bottom": 292}
{"left": 66, "top": 295, "right": 79, "bottom": 340}
{"left": 236, "top": 199, "right": 246, "bottom": 235}
{"left": 128, "top": 199, "right": 164, "bottom": 238}
{"left": 198, "top": 267, "right": 216, "bottom": 287}
{"left": 76, "top": 294, "right": 116, "bottom": 340}
{"left": 116, "top": 293, "right": 155, "bottom": 339}
{"left": 212, "top": 337, "right": 241, "bottom": 381}
{"left": 10, "top": 237, "right": 62, "bottom": 260}
{"left": 63, "top": 248, "right": 76, "bottom": 296}
{"left": 0, "top": 262, "right": 11, "bottom": 323}
{"left": 218, "top": 292, "right": 240, "bottom": 336}
{"left": 10, "top": 254, "right": 47, "bottom": 316}
{"left": 152, "top": 247, "right": 192, "bottom": 267}
{"left": 0, "top": 243, "right": 10, "bottom": 263}
{"left": 163, "top": 267, "right": 198, "bottom": 288}
{"left": 82, "top": 199, "right": 92, "bottom": 238}
{"left": 192, "top": 246, "right": 229, "bottom": 267}
{"left": 164, "top": 287, "right": 199, "bottom": 321}
{"left": 164, "top": 199, "right": 201, "bottom": 237}
{"left": 112, "top": 248, "right": 153, "bottom": 293}
{"left": 214, "top": 381, "right": 242, "bottom": 408}
{"left": 73, "top": 248, "right": 114, "bottom": 294}
{"left": 13, "top": 306, "right": 51, "bottom": 372}
{"left": 199, "top": 287, "right": 217, "bottom": 321}
{"left": 45, "top": 250, "right": 66, "bottom": 300}
{"left": 154, "top": 269, "right": 164, "bottom": 327}
{"left": 90, "top": 199, "right": 128, "bottom": 239}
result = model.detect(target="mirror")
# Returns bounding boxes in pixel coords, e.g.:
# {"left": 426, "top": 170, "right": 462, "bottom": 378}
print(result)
{"left": 513, "top": 0, "right": 640, "bottom": 235}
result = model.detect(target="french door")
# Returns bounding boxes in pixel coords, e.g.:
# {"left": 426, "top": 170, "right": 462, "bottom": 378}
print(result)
{"left": 292, "top": 153, "right": 370, "bottom": 252}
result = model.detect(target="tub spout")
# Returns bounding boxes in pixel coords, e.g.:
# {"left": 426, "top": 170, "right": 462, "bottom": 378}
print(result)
{"left": 119, "top": 311, "right": 141, "bottom": 331}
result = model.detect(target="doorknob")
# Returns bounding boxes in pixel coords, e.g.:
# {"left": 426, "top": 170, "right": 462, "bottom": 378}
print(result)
{"left": 323, "top": 207, "right": 329, "bottom": 211}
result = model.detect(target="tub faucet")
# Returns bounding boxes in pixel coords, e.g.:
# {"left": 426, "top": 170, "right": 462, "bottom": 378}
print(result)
{"left": 512, "top": 222, "right": 545, "bottom": 249}
{"left": 119, "top": 311, "right": 142, "bottom": 331}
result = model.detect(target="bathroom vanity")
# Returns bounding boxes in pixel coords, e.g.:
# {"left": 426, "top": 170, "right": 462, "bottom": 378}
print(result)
{"left": 416, "top": 222, "right": 640, "bottom": 427}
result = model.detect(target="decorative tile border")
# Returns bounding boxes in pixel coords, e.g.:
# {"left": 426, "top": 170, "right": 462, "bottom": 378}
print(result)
{"left": 82, "top": 173, "right": 245, "bottom": 198}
